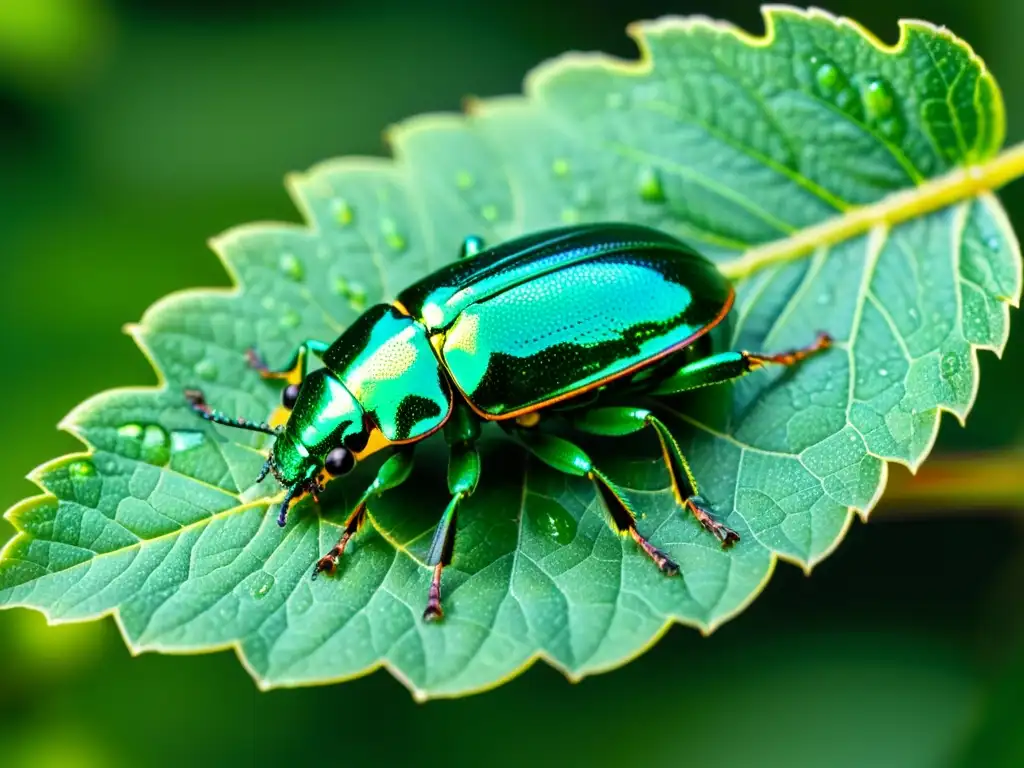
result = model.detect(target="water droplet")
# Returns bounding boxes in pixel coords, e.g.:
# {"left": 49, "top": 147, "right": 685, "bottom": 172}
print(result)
{"left": 551, "top": 158, "right": 570, "bottom": 177}
{"left": 118, "top": 423, "right": 143, "bottom": 440}
{"left": 194, "top": 359, "right": 218, "bottom": 381}
{"left": 560, "top": 208, "right": 581, "bottom": 225}
{"left": 816, "top": 292, "right": 833, "bottom": 305}
{"left": 455, "top": 170, "right": 475, "bottom": 190}
{"left": 331, "top": 277, "right": 368, "bottom": 311}
{"left": 908, "top": 308, "right": 920, "bottom": 321}
{"left": 480, "top": 204, "right": 499, "bottom": 222}
{"left": 637, "top": 166, "right": 665, "bottom": 203}
{"left": 139, "top": 425, "right": 170, "bottom": 465}
{"left": 334, "top": 199, "right": 354, "bottom": 227}
{"left": 279, "top": 253, "right": 304, "bottom": 282}
{"left": 250, "top": 572, "right": 275, "bottom": 599}
{"left": 528, "top": 499, "right": 577, "bottom": 544}
{"left": 69, "top": 460, "right": 95, "bottom": 478}
{"left": 811, "top": 56, "right": 841, "bottom": 92}
{"left": 861, "top": 77, "right": 895, "bottom": 120}
{"left": 940, "top": 353, "right": 961, "bottom": 378}
{"left": 171, "top": 430, "right": 205, "bottom": 454}
{"left": 280, "top": 310, "right": 301, "bottom": 329}
{"left": 986, "top": 235, "right": 1001, "bottom": 251}
{"left": 878, "top": 368, "right": 888, "bottom": 377}
{"left": 380, "top": 218, "right": 407, "bottom": 252}
{"left": 347, "top": 281, "right": 367, "bottom": 311}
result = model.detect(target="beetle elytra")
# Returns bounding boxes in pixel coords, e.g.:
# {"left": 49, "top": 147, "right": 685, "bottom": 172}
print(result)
{"left": 185, "top": 223, "right": 830, "bottom": 620}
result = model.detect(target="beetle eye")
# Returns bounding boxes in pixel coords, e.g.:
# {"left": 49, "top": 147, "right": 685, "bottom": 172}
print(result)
{"left": 324, "top": 447, "right": 355, "bottom": 476}
{"left": 282, "top": 383, "right": 301, "bottom": 410}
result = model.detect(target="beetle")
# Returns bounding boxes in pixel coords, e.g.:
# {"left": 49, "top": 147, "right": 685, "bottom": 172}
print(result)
{"left": 184, "top": 223, "right": 830, "bottom": 621}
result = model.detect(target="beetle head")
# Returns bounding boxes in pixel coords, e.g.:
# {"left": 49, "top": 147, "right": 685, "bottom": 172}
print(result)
{"left": 185, "top": 370, "right": 369, "bottom": 527}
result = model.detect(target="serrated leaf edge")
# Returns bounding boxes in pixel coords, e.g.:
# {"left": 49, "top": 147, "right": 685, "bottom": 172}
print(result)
{"left": 1, "top": 6, "right": 1021, "bottom": 701}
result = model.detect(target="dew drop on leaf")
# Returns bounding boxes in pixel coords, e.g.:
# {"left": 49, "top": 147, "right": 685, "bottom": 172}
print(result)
{"left": 878, "top": 368, "right": 889, "bottom": 377}
{"left": 455, "top": 170, "right": 475, "bottom": 190}
{"left": 811, "top": 55, "right": 841, "bottom": 91}
{"left": 861, "top": 76, "right": 895, "bottom": 120}
{"left": 637, "top": 166, "right": 666, "bottom": 202}
{"left": 194, "top": 359, "right": 218, "bottom": 381}
{"left": 347, "top": 281, "right": 368, "bottom": 311}
{"left": 140, "top": 425, "right": 171, "bottom": 465}
{"left": 480, "top": 204, "right": 499, "bottom": 222}
{"left": 170, "top": 430, "right": 205, "bottom": 454}
{"left": 68, "top": 460, "right": 95, "bottom": 478}
{"left": 117, "top": 424, "right": 143, "bottom": 440}
{"left": 280, "top": 310, "right": 301, "bottom": 329}
{"left": 528, "top": 498, "right": 577, "bottom": 544}
{"left": 279, "top": 253, "right": 304, "bottom": 282}
{"left": 332, "top": 277, "right": 368, "bottom": 311}
{"left": 250, "top": 572, "right": 275, "bottom": 599}
{"left": 333, "top": 199, "right": 354, "bottom": 227}
{"left": 380, "top": 218, "right": 407, "bottom": 252}
{"left": 986, "top": 235, "right": 1002, "bottom": 251}
{"left": 817, "top": 291, "right": 833, "bottom": 305}
{"left": 552, "top": 158, "right": 570, "bottom": 177}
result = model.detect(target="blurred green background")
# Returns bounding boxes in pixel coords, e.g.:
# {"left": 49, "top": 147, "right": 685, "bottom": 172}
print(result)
{"left": 1, "top": 1, "right": 1022, "bottom": 766}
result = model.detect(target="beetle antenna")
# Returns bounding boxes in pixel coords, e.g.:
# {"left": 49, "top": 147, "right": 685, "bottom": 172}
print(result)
{"left": 184, "top": 389, "right": 279, "bottom": 436}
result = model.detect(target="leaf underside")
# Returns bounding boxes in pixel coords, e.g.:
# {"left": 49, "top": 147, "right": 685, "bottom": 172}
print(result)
{"left": 1, "top": 6, "right": 1020, "bottom": 699}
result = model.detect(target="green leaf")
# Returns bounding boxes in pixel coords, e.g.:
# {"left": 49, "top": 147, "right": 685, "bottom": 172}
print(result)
{"left": 2, "top": 7, "right": 1021, "bottom": 699}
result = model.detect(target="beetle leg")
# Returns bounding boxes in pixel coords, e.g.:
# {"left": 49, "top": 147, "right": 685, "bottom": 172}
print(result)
{"left": 246, "top": 339, "right": 331, "bottom": 383}
{"left": 311, "top": 449, "right": 415, "bottom": 579}
{"left": 649, "top": 332, "right": 831, "bottom": 396}
{"left": 311, "top": 504, "right": 366, "bottom": 579}
{"left": 423, "top": 433, "right": 481, "bottom": 622}
{"left": 510, "top": 429, "right": 679, "bottom": 575}
{"left": 571, "top": 407, "right": 739, "bottom": 547}
{"left": 423, "top": 493, "right": 463, "bottom": 622}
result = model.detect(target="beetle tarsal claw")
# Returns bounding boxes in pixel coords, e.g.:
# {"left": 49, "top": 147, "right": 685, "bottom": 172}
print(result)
{"left": 311, "top": 551, "right": 339, "bottom": 581}
{"left": 422, "top": 563, "right": 446, "bottom": 622}
{"left": 628, "top": 528, "right": 680, "bottom": 575}
{"left": 685, "top": 497, "right": 740, "bottom": 548}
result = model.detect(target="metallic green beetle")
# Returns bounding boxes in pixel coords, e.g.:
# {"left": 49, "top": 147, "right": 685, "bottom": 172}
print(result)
{"left": 185, "top": 223, "right": 830, "bottom": 621}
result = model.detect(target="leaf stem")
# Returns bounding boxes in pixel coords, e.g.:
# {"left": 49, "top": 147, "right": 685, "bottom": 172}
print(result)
{"left": 877, "top": 450, "right": 1024, "bottom": 519}
{"left": 721, "top": 141, "right": 1024, "bottom": 281}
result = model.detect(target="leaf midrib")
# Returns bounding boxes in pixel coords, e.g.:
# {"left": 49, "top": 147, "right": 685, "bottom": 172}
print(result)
{"left": 720, "top": 140, "right": 1024, "bottom": 282}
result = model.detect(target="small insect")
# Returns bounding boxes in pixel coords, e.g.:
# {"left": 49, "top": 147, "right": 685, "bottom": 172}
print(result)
{"left": 185, "top": 223, "right": 830, "bottom": 621}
